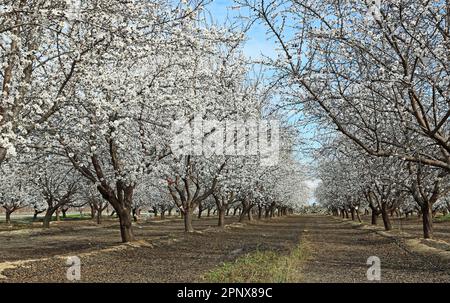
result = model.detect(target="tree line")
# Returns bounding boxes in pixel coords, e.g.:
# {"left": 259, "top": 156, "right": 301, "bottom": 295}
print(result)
{"left": 235, "top": 0, "right": 450, "bottom": 239}
{"left": 0, "top": 0, "right": 308, "bottom": 242}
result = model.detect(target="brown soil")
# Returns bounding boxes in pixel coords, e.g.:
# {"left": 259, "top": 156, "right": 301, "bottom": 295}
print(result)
{"left": 0, "top": 215, "right": 449, "bottom": 282}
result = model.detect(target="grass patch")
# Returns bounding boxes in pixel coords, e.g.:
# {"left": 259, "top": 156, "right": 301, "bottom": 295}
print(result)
{"left": 0, "top": 213, "right": 94, "bottom": 227}
{"left": 59, "top": 213, "right": 92, "bottom": 220}
{"left": 202, "top": 241, "right": 310, "bottom": 283}
{"left": 435, "top": 214, "right": 450, "bottom": 223}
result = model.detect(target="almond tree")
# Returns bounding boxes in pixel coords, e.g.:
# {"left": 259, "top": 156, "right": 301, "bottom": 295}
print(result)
{"left": 32, "top": 158, "right": 79, "bottom": 228}
{"left": 240, "top": 0, "right": 450, "bottom": 238}
{"left": 41, "top": 1, "right": 236, "bottom": 242}
{"left": 0, "top": 0, "right": 143, "bottom": 163}
{"left": 82, "top": 185, "right": 109, "bottom": 224}
{"left": 316, "top": 137, "right": 407, "bottom": 230}
{"left": 404, "top": 163, "right": 450, "bottom": 238}
{"left": 0, "top": 156, "right": 32, "bottom": 224}
{"left": 166, "top": 155, "right": 225, "bottom": 232}
{"left": 316, "top": 134, "right": 450, "bottom": 238}
{"left": 238, "top": 0, "right": 449, "bottom": 173}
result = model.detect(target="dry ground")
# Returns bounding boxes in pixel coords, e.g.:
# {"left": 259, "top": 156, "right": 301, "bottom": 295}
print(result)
{"left": 0, "top": 215, "right": 449, "bottom": 282}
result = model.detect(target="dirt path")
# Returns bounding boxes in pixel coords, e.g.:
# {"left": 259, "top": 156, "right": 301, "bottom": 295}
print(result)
{"left": 299, "top": 216, "right": 450, "bottom": 282}
{"left": 0, "top": 217, "right": 303, "bottom": 282}
{"left": 1, "top": 215, "right": 449, "bottom": 282}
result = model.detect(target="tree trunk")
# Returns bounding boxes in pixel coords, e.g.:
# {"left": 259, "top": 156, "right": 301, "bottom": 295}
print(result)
{"left": 371, "top": 209, "right": 378, "bottom": 225}
{"left": 55, "top": 209, "right": 60, "bottom": 221}
{"left": 62, "top": 209, "right": 67, "bottom": 218}
{"left": 5, "top": 210, "right": 12, "bottom": 225}
{"left": 269, "top": 206, "right": 275, "bottom": 218}
{"left": 43, "top": 208, "right": 56, "bottom": 228}
{"left": 239, "top": 208, "right": 247, "bottom": 222}
{"left": 160, "top": 210, "right": 166, "bottom": 220}
{"left": 380, "top": 204, "right": 392, "bottom": 231}
{"left": 421, "top": 202, "right": 433, "bottom": 239}
{"left": 132, "top": 208, "right": 138, "bottom": 222}
{"left": 197, "top": 204, "right": 203, "bottom": 219}
{"left": 350, "top": 208, "right": 355, "bottom": 221}
{"left": 258, "top": 205, "right": 262, "bottom": 219}
{"left": 265, "top": 207, "right": 270, "bottom": 218}
{"left": 184, "top": 208, "right": 194, "bottom": 232}
{"left": 218, "top": 207, "right": 225, "bottom": 228}
{"left": 356, "top": 209, "right": 362, "bottom": 223}
{"left": 90, "top": 205, "right": 96, "bottom": 219}
{"left": 96, "top": 209, "right": 102, "bottom": 224}
{"left": 248, "top": 209, "right": 253, "bottom": 221}
{"left": 118, "top": 209, "right": 135, "bottom": 242}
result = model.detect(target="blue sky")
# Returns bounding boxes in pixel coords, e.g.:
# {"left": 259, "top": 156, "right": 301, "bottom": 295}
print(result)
{"left": 206, "top": 0, "right": 321, "bottom": 204}
{"left": 205, "top": 0, "right": 278, "bottom": 59}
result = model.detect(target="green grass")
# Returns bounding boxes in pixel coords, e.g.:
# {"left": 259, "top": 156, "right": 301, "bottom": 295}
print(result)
{"left": 435, "top": 214, "right": 450, "bottom": 223}
{"left": 0, "top": 213, "right": 94, "bottom": 226}
{"left": 59, "top": 213, "right": 92, "bottom": 220}
{"left": 202, "top": 241, "right": 310, "bottom": 283}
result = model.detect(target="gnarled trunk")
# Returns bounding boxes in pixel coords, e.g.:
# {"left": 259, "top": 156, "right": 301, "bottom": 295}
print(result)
{"left": 197, "top": 203, "right": 203, "bottom": 219}
{"left": 43, "top": 207, "right": 57, "bottom": 228}
{"left": 132, "top": 208, "right": 139, "bottom": 222}
{"left": 380, "top": 204, "right": 392, "bottom": 231}
{"left": 371, "top": 209, "right": 378, "bottom": 225}
{"left": 356, "top": 209, "right": 362, "bottom": 223}
{"left": 218, "top": 207, "right": 225, "bottom": 228}
{"left": 118, "top": 209, "right": 135, "bottom": 242}
{"left": 421, "top": 202, "right": 433, "bottom": 239}
{"left": 97, "top": 184, "right": 136, "bottom": 243}
{"left": 5, "top": 210, "right": 12, "bottom": 225}
{"left": 96, "top": 209, "right": 103, "bottom": 224}
{"left": 184, "top": 208, "right": 194, "bottom": 232}
{"left": 90, "top": 205, "right": 96, "bottom": 219}
{"left": 248, "top": 209, "right": 253, "bottom": 221}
